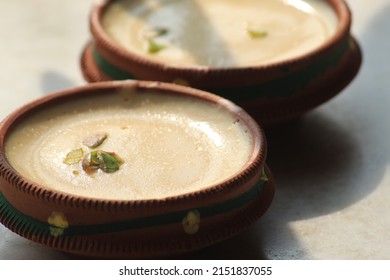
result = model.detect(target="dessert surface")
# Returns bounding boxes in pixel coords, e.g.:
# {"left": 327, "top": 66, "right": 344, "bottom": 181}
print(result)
{"left": 103, "top": 0, "right": 338, "bottom": 67}
{"left": 5, "top": 90, "right": 252, "bottom": 200}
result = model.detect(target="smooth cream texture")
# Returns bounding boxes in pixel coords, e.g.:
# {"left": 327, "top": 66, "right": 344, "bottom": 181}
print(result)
{"left": 5, "top": 90, "right": 252, "bottom": 200}
{"left": 103, "top": 0, "right": 338, "bottom": 67}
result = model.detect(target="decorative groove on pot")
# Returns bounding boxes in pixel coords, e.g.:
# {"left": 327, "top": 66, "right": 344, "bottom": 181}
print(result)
{"left": 0, "top": 168, "right": 274, "bottom": 258}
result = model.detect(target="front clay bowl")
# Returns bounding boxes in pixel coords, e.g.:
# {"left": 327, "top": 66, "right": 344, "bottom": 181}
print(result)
{"left": 0, "top": 80, "right": 274, "bottom": 259}
{"left": 81, "top": 0, "right": 362, "bottom": 126}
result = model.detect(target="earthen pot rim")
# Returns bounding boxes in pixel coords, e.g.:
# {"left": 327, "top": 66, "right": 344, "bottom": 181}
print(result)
{"left": 90, "top": 0, "right": 351, "bottom": 74}
{"left": 0, "top": 80, "right": 267, "bottom": 208}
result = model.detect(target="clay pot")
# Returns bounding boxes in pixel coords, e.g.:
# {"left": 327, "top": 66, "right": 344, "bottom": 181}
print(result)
{"left": 80, "top": 0, "right": 362, "bottom": 126}
{"left": 0, "top": 80, "right": 274, "bottom": 259}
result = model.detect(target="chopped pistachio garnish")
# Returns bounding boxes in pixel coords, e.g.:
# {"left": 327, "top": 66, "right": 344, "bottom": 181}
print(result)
{"left": 81, "top": 158, "right": 96, "bottom": 175}
{"left": 63, "top": 148, "right": 84, "bottom": 165}
{"left": 148, "top": 40, "right": 166, "bottom": 54}
{"left": 144, "top": 26, "right": 169, "bottom": 54}
{"left": 82, "top": 150, "right": 124, "bottom": 174}
{"left": 100, "top": 151, "right": 124, "bottom": 173}
{"left": 82, "top": 132, "right": 108, "bottom": 148}
{"left": 90, "top": 150, "right": 102, "bottom": 167}
{"left": 247, "top": 28, "right": 268, "bottom": 39}
{"left": 82, "top": 151, "right": 101, "bottom": 175}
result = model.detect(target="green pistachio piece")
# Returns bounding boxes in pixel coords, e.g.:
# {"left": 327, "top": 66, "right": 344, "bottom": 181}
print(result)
{"left": 82, "top": 150, "right": 124, "bottom": 174}
{"left": 82, "top": 151, "right": 100, "bottom": 174}
{"left": 82, "top": 132, "right": 108, "bottom": 148}
{"left": 100, "top": 151, "right": 124, "bottom": 173}
{"left": 90, "top": 150, "right": 102, "bottom": 167}
{"left": 63, "top": 148, "right": 84, "bottom": 165}
{"left": 247, "top": 28, "right": 268, "bottom": 39}
{"left": 148, "top": 40, "right": 166, "bottom": 54}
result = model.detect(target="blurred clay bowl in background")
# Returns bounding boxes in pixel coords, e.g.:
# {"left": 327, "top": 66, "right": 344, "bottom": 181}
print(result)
{"left": 81, "top": 0, "right": 362, "bottom": 126}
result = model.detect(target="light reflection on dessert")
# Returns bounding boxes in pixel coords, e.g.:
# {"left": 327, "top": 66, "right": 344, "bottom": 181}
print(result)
{"left": 102, "top": 0, "right": 338, "bottom": 67}
{"left": 189, "top": 121, "right": 223, "bottom": 148}
{"left": 284, "top": 0, "right": 315, "bottom": 13}
{"left": 5, "top": 91, "right": 252, "bottom": 200}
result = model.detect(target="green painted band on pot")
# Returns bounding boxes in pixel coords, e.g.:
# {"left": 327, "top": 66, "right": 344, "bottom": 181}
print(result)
{"left": 0, "top": 177, "right": 267, "bottom": 238}
{"left": 216, "top": 37, "right": 351, "bottom": 101}
{"left": 93, "top": 37, "right": 350, "bottom": 101}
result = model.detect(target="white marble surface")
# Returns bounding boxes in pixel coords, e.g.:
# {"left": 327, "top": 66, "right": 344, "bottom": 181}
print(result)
{"left": 0, "top": 0, "right": 389, "bottom": 259}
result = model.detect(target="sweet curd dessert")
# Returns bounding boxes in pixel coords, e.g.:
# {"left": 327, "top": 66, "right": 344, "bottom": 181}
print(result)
{"left": 5, "top": 88, "right": 253, "bottom": 200}
{"left": 102, "top": 0, "right": 338, "bottom": 67}
{"left": 0, "top": 82, "right": 274, "bottom": 258}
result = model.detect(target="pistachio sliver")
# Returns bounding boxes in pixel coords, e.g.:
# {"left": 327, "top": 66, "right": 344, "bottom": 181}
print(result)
{"left": 100, "top": 151, "right": 124, "bottom": 173}
{"left": 82, "top": 150, "right": 124, "bottom": 174}
{"left": 89, "top": 150, "right": 102, "bottom": 167}
{"left": 148, "top": 40, "right": 166, "bottom": 54}
{"left": 247, "top": 28, "right": 268, "bottom": 39}
{"left": 82, "top": 132, "right": 108, "bottom": 148}
{"left": 82, "top": 151, "right": 101, "bottom": 174}
{"left": 63, "top": 148, "right": 84, "bottom": 165}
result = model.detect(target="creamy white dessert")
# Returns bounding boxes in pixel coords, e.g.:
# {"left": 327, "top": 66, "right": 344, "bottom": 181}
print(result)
{"left": 5, "top": 89, "right": 253, "bottom": 200}
{"left": 102, "top": 0, "right": 338, "bottom": 67}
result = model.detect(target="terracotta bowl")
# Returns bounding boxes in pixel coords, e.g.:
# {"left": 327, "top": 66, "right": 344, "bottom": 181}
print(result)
{"left": 0, "top": 80, "right": 274, "bottom": 259}
{"left": 80, "top": 0, "right": 362, "bottom": 126}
